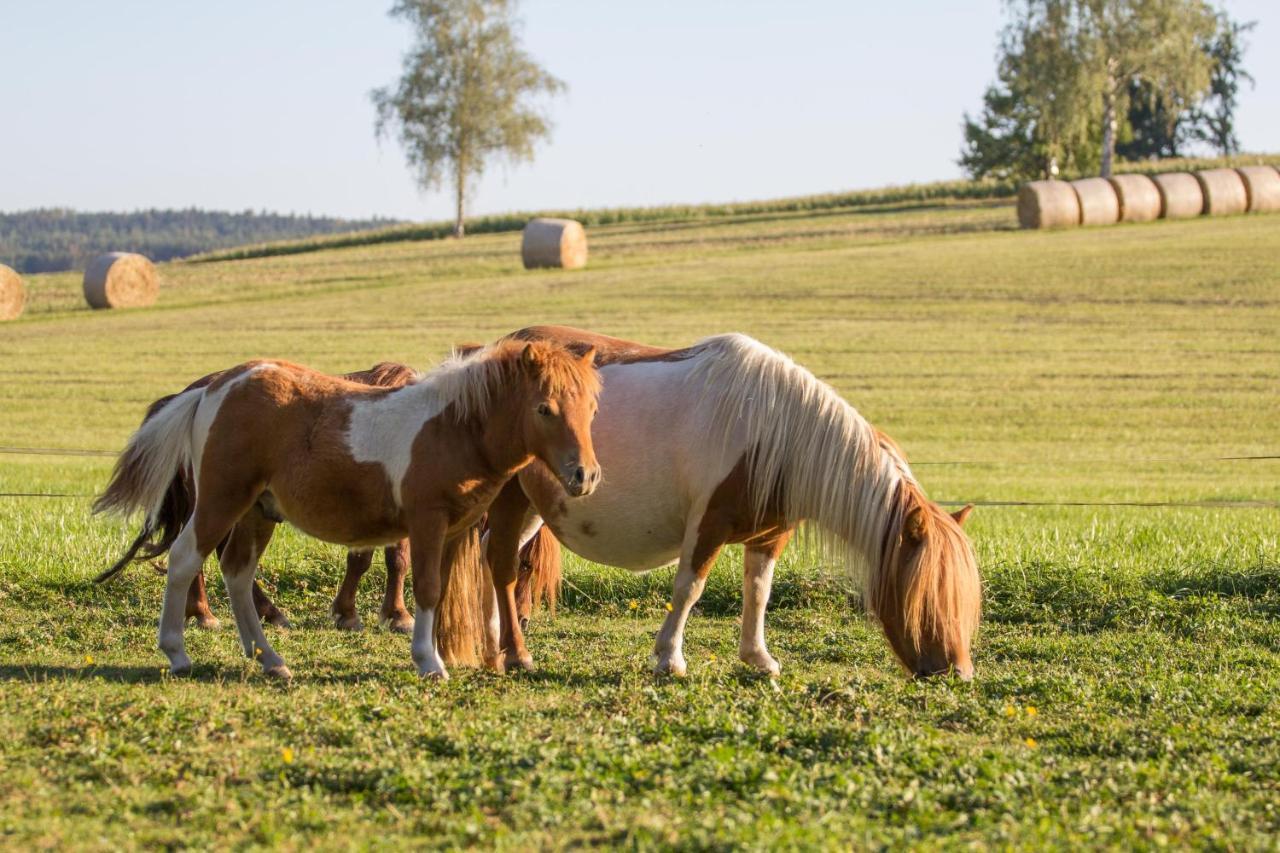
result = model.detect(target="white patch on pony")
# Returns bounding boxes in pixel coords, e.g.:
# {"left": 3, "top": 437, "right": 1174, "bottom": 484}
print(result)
{"left": 345, "top": 387, "right": 450, "bottom": 507}
{"left": 345, "top": 346, "right": 507, "bottom": 507}
{"left": 411, "top": 606, "right": 447, "bottom": 679}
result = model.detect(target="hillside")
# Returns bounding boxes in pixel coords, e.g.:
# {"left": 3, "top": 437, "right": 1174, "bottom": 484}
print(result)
{"left": 0, "top": 208, "right": 400, "bottom": 274}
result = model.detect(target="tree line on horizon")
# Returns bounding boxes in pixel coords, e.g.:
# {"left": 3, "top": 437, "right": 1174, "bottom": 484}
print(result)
{"left": 0, "top": 209, "right": 400, "bottom": 274}
{"left": 961, "top": 0, "right": 1254, "bottom": 182}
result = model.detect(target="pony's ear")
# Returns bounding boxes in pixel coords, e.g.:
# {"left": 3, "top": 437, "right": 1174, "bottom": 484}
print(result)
{"left": 579, "top": 346, "right": 597, "bottom": 368}
{"left": 950, "top": 504, "right": 974, "bottom": 527}
{"left": 520, "top": 343, "right": 541, "bottom": 370}
{"left": 454, "top": 341, "right": 483, "bottom": 357}
{"left": 904, "top": 506, "right": 930, "bottom": 543}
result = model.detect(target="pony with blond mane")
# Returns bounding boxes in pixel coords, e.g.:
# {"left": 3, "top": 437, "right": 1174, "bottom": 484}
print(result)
{"left": 485, "top": 327, "right": 980, "bottom": 679}
{"left": 95, "top": 340, "right": 600, "bottom": 680}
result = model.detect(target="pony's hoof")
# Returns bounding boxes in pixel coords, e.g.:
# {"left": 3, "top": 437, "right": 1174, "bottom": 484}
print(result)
{"left": 379, "top": 611, "right": 415, "bottom": 634}
{"left": 332, "top": 612, "right": 363, "bottom": 632}
{"left": 263, "top": 610, "right": 292, "bottom": 629}
{"left": 419, "top": 668, "right": 450, "bottom": 681}
{"left": 484, "top": 654, "right": 505, "bottom": 673}
{"left": 651, "top": 654, "right": 687, "bottom": 677}
{"left": 503, "top": 653, "right": 536, "bottom": 673}
{"left": 739, "top": 649, "right": 781, "bottom": 676}
{"left": 168, "top": 657, "right": 192, "bottom": 677}
{"left": 264, "top": 664, "right": 293, "bottom": 681}
{"left": 193, "top": 614, "right": 221, "bottom": 630}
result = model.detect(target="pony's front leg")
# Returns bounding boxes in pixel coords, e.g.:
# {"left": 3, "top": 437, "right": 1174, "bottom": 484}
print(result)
{"left": 408, "top": 512, "right": 449, "bottom": 680}
{"left": 739, "top": 532, "right": 792, "bottom": 676}
{"left": 485, "top": 478, "right": 538, "bottom": 673}
{"left": 652, "top": 517, "right": 728, "bottom": 676}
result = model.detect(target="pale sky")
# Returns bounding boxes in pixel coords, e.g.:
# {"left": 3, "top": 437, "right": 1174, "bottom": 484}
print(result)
{"left": 2, "top": 1, "right": 1276, "bottom": 221}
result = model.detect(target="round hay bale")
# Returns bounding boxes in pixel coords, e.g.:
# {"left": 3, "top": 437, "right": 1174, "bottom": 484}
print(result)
{"left": 521, "top": 218, "right": 588, "bottom": 269}
{"left": 1151, "top": 173, "right": 1204, "bottom": 219}
{"left": 1235, "top": 166, "right": 1280, "bottom": 213}
{"left": 1107, "top": 174, "right": 1161, "bottom": 223}
{"left": 1071, "top": 177, "right": 1120, "bottom": 226}
{"left": 1195, "top": 169, "right": 1248, "bottom": 216}
{"left": 1016, "top": 181, "right": 1080, "bottom": 229}
{"left": 82, "top": 252, "right": 158, "bottom": 309}
{"left": 0, "top": 264, "right": 26, "bottom": 321}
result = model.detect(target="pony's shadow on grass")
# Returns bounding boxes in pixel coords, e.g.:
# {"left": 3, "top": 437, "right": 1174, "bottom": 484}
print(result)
{"left": 0, "top": 663, "right": 232, "bottom": 684}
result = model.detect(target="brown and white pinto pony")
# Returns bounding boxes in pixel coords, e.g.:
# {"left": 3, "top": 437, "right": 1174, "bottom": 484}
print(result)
{"left": 94, "top": 362, "right": 423, "bottom": 632}
{"left": 486, "top": 326, "right": 981, "bottom": 679}
{"left": 94, "top": 341, "right": 600, "bottom": 680}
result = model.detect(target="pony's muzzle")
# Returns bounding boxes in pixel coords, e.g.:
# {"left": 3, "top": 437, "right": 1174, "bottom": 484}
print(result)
{"left": 914, "top": 664, "right": 974, "bottom": 682}
{"left": 564, "top": 463, "right": 601, "bottom": 497}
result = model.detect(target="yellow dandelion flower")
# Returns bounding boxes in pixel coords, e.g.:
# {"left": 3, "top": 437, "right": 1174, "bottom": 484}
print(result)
{"left": 281, "top": 747, "right": 295, "bottom": 765}
{"left": 254, "top": 647, "right": 264, "bottom": 658}
{"left": 627, "top": 600, "right": 639, "bottom": 611}
{"left": 84, "top": 654, "right": 95, "bottom": 665}
{"left": 708, "top": 654, "right": 717, "bottom": 663}
{"left": 1026, "top": 706, "right": 1038, "bottom": 717}
{"left": 1025, "top": 738, "right": 1037, "bottom": 749}
{"left": 1003, "top": 704, "right": 1016, "bottom": 717}
{"left": 665, "top": 602, "right": 673, "bottom": 612}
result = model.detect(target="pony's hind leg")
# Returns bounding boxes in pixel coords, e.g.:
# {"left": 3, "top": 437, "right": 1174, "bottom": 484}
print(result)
{"left": 651, "top": 516, "right": 728, "bottom": 676}
{"left": 331, "top": 549, "right": 373, "bottom": 631}
{"left": 379, "top": 541, "right": 414, "bottom": 633}
{"left": 220, "top": 505, "right": 286, "bottom": 679}
{"left": 739, "top": 531, "right": 792, "bottom": 676}
{"left": 185, "top": 569, "right": 220, "bottom": 630}
{"left": 159, "top": 524, "right": 208, "bottom": 675}
{"left": 252, "top": 580, "right": 290, "bottom": 629}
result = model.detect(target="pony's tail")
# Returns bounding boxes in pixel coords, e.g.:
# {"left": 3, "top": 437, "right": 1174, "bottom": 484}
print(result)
{"left": 435, "top": 524, "right": 496, "bottom": 667}
{"left": 522, "top": 525, "right": 562, "bottom": 617}
{"left": 92, "top": 388, "right": 202, "bottom": 574}
{"left": 92, "top": 469, "right": 195, "bottom": 583}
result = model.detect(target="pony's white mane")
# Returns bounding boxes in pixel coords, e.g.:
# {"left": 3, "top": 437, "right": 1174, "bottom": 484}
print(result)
{"left": 684, "top": 333, "right": 914, "bottom": 585}
{"left": 405, "top": 342, "right": 511, "bottom": 422}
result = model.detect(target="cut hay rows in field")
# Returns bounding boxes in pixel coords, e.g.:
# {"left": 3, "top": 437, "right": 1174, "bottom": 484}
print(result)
{"left": 1071, "top": 178, "right": 1120, "bottom": 226}
{"left": 521, "top": 218, "right": 588, "bottom": 269}
{"left": 1236, "top": 165, "right": 1280, "bottom": 213}
{"left": 1016, "top": 181, "right": 1080, "bottom": 229}
{"left": 1151, "top": 172, "right": 1204, "bottom": 219}
{"left": 0, "top": 264, "right": 25, "bottom": 320}
{"left": 82, "top": 252, "right": 159, "bottom": 309}
{"left": 1108, "top": 174, "right": 1161, "bottom": 223}
{"left": 1195, "top": 169, "right": 1249, "bottom": 217}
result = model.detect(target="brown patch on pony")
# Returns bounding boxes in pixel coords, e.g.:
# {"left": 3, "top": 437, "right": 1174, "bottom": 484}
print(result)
{"left": 867, "top": 480, "right": 981, "bottom": 678}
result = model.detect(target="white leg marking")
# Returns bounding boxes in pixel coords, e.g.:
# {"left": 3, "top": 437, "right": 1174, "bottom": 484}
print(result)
{"left": 223, "top": 558, "right": 289, "bottom": 679}
{"left": 412, "top": 606, "right": 448, "bottom": 680}
{"left": 651, "top": 523, "right": 709, "bottom": 676}
{"left": 159, "top": 525, "right": 203, "bottom": 675}
{"left": 739, "top": 549, "right": 780, "bottom": 675}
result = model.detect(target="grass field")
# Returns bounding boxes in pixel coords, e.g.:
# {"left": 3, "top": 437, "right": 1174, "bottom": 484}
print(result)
{"left": 1, "top": 198, "right": 1278, "bottom": 848}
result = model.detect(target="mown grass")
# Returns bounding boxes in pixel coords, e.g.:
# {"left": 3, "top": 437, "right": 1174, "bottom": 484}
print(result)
{"left": 1, "top": 198, "right": 1278, "bottom": 848}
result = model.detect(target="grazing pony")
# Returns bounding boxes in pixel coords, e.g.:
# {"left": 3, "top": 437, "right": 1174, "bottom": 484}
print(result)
{"left": 94, "top": 341, "right": 600, "bottom": 680}
{"left": 94, "top": 362, "right": 422, "bottom": 633}
{"left": 485, "top": 327, "right": 980, "bottom": 679}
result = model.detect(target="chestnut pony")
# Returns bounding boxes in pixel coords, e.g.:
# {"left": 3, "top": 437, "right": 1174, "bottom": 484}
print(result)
{"left": 95, "top": 340, "right": 600, "bottom": 680}
{"left": 94, "top": 362, "right": 419, "bottom": 632}
{"left": 486, "top": 327, "right": 981, "bottom": 679}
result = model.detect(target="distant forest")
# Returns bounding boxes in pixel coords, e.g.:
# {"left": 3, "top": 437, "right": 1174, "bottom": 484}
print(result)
{"left": 0, "top": 209, "right": 401, "bottom": 274}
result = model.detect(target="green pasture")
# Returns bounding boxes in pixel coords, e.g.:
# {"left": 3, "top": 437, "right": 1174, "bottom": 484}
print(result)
{"left": 1, "top": 199, "right": 1277, "bottom": 847}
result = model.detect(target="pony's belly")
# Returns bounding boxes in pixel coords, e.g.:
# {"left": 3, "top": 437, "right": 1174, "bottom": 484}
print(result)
{"left": 547, "top": 489, "right": 685, "bottom": 572}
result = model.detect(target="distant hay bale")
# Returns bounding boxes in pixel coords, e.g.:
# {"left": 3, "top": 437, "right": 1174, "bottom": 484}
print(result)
{"left": 1071, "top": 178, "right": 1120, "bottom": 226}
{"left": 1236, "top": 166, "right": 1280, "bottom": 213}
{"left": 521, "top": 218, "right": 588, "bottom": 269}
{"left": 1016, "top": 181, "right": 1080, "bottom": 229}
{"left": 1151, "top": 173, "right": 1204, "bottom": 219}
{"left": 82, "top": 253, "right": 158, "bottom": 309}
{"left": 1107, "top": 174, "right": 1161, "bottom": 223}
{"left": 0, "top": 264, "right": 25, "bottom": 321}
{"left": 1195, "top": 169, "right": 1248, "bottom": 216}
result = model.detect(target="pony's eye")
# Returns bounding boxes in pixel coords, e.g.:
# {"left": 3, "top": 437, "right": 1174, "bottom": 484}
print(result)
{"left": 537, "top": 403, "right": 553, "bottom": 417}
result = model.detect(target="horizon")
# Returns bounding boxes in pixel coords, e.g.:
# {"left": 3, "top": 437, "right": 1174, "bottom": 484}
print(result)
{"left": 2, "top": 0, "right": 1277, "bottom": 221}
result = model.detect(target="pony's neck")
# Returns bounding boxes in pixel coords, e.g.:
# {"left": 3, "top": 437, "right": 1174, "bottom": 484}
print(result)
{"left": 479, "top": 404, "right": 534, "bottom": 478}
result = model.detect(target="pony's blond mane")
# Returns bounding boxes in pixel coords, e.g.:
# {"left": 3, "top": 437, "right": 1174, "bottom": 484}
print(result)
{"left": 683, "top": 333, "right": 979, "bottom": 656}
{"left": 412, "top": 339, "right": 600, "bottom": 421}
